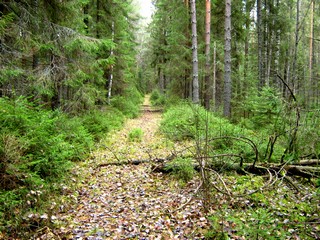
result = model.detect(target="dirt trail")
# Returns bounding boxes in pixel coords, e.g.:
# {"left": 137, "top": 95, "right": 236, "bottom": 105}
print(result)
{"left": 57, "top": 96, "right": 208, "bottom": 239}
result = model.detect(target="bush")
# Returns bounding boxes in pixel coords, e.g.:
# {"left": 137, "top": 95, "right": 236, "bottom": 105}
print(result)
{"left": 111, "top": 96, "right": 141, "bottom": 118}
{"left": 123, "top": 86, "right": 143, "bottom": 106}
{"left": 0, "top": 97, "right": 125, "bottom": 236}
{"left": 241, "top": 87, "right": 283, "bottom": 130}
{"left": 128, "top": 128, "right": 144, "bottom": 142}
{"left": 165, "top": 157, "right": 195, "bottom": 183}
{"left": 150, "top": 89, "right": 165, "bottom": 106}
{"left": 159, "top": 102, "right": 285, "bottom": 163}
{"left": 81, "top": 108, "right": 124, "bottom": 141}
{"left": 111, "top": 86, "right": 143, "bottom": 118}
{"left": 160, "top": 102, "right": 250, "bottom": 142}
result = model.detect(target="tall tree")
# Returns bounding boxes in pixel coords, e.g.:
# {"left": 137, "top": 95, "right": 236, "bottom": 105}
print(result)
{"left": 204, "top": 0, "right": 211, "bottom": 110}
{"left": 190, "top": 0, "right": 200, "bottom": 104}
{"left": 257, "top": 0, "right": 264, "bottom": 89}
{"left": 107, "top": 21, "right": 115, "bottom": 104}
{"left": 223, "top": 0, "right": 232, "bottom": 117}
{"left": 309, "top": 0, "right": 314, "bottom": 103}
{"left": 292, "top": 0, "right": 300, "bottom": 93}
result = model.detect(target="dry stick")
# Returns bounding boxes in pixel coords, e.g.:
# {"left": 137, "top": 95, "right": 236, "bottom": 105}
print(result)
{"left": 103, "top": 145, "right": 122, "bottom": 162}
{"left": 208, "top": 167, "right": 278, "bottom": 198}
{"left": 234, "top": 168, "right": 278, "bottom": 198}
{"left": 173, "top": 166, "right": 277, "bottom": 209}
{"left": 171, "top": 181, "right": 203, "bottom": 213}
{"left": 206, "top": 168, "right": 231, "bottom": 196}
{"left": 208, "top": 136, "right": 259, "bottom": 167}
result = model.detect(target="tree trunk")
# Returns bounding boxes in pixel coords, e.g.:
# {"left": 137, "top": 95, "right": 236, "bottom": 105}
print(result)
{"left": 244, "top": 0, "right": 250, "bottom": 96}
{"left": 204, "top": 0, "right": 211, "bottom": 110}
{"left": 291, "top": 0, "right": 300, "bottom": 94}
{"left": 274, "top": 0, "right": 281, "bottom": 86}
{"left": 309, "top": 0, "right": 314, "bottom": 104}
{"left": 257, "top": 0, "right": 264, "bottom": 89}
{"left": 184, "top": 0, "right": 191, "bottom": 99}
{"left": 107, "top": 21, "right": 114, "bottom": 105}
{"left": 212, "top": 42, "right": 216, "bottom": 109}
{"left": 223, "top": 0, "right": 232, "bottom": 117}
{"left": 96, "top": 0, "right": 100, "bottom": 38}
{"left": 190, "top": 0, "right": 200, "bottom": 104}
{"left": 159, "top": 65, "right": 165, "bottom": 93}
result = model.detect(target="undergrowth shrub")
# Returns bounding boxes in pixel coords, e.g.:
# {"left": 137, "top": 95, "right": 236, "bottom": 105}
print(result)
{"left": 150, "top": 89, "right": 165, "bottom": 106}
{"left": 240, "top": 87, "right": 320, "bottom": 161}
{"left": 241, "top": 87, "right": 283, "bottom": 130}
{"left": 165, "top": 157, "right": 195, "bottom": 183}
{"left": 160, "top": 102, "right": 236, "bottom": 141}
{"left": 81, "top": 108, "right": 124, "bottom": 141}
{"left": 111, "top": 86, "right": 143, "bottom": 118}
{"left": 0, "top": 96, "right": 125, "bottom": 236}
{"left": 128, "top": 128, "right": 144, "bottom": 142}
{"left": 111, "top": 96, "right": 140, "bottom": 118}
{"left": 160, "top": 101, "right": 293, "bottom": 163}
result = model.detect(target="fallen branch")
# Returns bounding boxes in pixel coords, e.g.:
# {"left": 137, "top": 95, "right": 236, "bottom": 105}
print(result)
{"left": 97, "top": 158, "right": 166, "bottom": 168}
{"left": 294, "top": 159, "right": 320, "bottom": 166}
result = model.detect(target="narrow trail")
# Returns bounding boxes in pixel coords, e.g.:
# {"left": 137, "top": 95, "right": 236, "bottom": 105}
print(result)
{"left": 57, "top": 96, "right": 209, "bottom": 239}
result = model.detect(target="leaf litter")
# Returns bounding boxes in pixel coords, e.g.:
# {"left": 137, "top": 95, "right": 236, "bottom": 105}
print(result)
{"left": 47, "top": 99, "right": 319, "bottom": 239}
{"left": 54, "top": 104, "right": 209, "bottom": 239}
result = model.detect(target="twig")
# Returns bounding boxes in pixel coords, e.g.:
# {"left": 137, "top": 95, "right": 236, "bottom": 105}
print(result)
{"left": 206, "top": 168, "right": 231, "bottom": 196}
{"left": 171, "top": 181, "right": 203, "bottom": 213}
{"left": 103, "top": 145, "right": 122, "bottom": 162}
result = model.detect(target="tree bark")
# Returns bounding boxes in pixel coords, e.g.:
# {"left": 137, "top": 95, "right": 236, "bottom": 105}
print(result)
{"left": 309, "top": 0, "right": 314, "bottom": 104}
{"left": 212, "top": 42, "right": 216, "bottom": 109}
{"left": 257, "top": 0, "right": 264, "bottom": 89}
{"left": 96, "top": 0, "right": 100, "bottom": 38}
{"left": 190, "top": 0, "right": 200, "bottom": 104}
{"left": 223, "top": 0, "right": 232, "bottom": 117}
{"left": 244, "top": 0, "right": 250, "bottom": 96}
{"left": 274, "top": 0, "right": 281, "bottom": 86}
{"left": 291, "top": 0, "right": 300, "bottom": 94}
{"left": 204, "top": 0, "right": 211, "bottom": 110}
{"left": 107, "top": 21, "right": 114, "bottom": 105}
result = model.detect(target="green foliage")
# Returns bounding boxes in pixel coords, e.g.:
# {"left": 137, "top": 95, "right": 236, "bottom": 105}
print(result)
{"left": 150, "top": 89, "right": 166, "bottom": 106}
{"left": 0, "top": 13, "right": 14, "bottom": 36}
{"left": 297, "top": 109, "right": 320, "bottom": 157}
{"left": 81, "top": 109, "right": 124, "bottom": 141}
{"left": 206, "top": 177, "right": 319, "bottom": 239}
{"left": 111, "top": 86, "right": 143, "bottom": 118}
{"left": 128, "top": 128, "right": 144, "bottom": 142}
{"left": 241, "top": 87, "right": 283, "bottom": 130}
{"left": 0, "top": 68, "right": 24, "bottom": 85}
{"left": 160, "top": 102, "right": 250, "bottom": 144}
{"left": 160, "top": 102, "right": 203, "bottom": 140}
{"left": 111, "top": 96, "right": 140, "bottom": 118}
{"left": 165, "top": 157, "right": 195, "bottom": 182}
{"left": 0, "top": 97, "right": 124, "bottom": 235}
{"left": 159, "top": 101, "right": 291, "bottom": 164}
{"left": 124, "top": 87, "right": 144, "bottom": 106}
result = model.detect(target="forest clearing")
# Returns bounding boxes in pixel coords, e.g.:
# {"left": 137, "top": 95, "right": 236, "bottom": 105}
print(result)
{"left": 1, "top": 0, "right": 320, "bottom": 239}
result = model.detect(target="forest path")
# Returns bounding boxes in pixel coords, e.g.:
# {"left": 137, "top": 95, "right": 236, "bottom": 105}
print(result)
{"left": 57, "top": 95, "right": 208, "bottom": 239}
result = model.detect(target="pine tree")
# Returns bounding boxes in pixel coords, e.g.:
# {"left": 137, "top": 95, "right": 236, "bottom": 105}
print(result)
{"left": 190, "top": 0, "right": 199, "bottom": 104}
{"left": 204, "top": 0, "right": 211, "bottom": 110}
{"left": 223, "top": 0, "right": 232, "bottom": 117}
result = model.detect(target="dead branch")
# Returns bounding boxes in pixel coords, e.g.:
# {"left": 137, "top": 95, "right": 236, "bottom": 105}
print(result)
{"left": 172, "top": 181, "right": 203, "bottom": 213}
{"left": 295, "top": 159, "right": 320, "bottom": 166}
{"left": 208, "top": 136, "right": 259, "bottom": 167}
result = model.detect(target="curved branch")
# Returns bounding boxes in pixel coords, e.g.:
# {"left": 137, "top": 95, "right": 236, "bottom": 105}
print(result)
{"left": 208, "top": 136, "right": 259, "bottom": 167}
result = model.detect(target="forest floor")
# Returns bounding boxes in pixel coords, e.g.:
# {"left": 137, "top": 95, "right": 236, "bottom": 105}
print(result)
{"left": 53, "top": 96, "right": 210, "bottom": 239}
{"left": 38, "top": 95, "right": 320, "bottom": 240}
